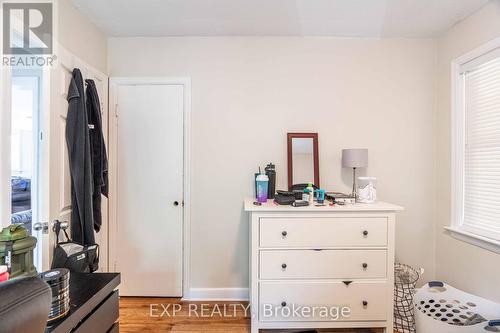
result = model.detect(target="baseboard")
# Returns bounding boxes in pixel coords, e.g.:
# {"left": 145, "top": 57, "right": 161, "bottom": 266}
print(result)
{"left": 183, "top": 288, "right": 249, "bottom": 301}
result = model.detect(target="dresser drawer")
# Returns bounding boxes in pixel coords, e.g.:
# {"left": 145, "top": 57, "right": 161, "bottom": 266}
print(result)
{"left": 74, "top": 290, "right": 119, "bottom": 333}
{"left": 259, "top": 281, "right": 388, "bottom": 322}
{"left": 260, "top": 249, "right": 387, "bottom": 279}
{"left": 259, "top": 217, "right": 387, "bottom": 248}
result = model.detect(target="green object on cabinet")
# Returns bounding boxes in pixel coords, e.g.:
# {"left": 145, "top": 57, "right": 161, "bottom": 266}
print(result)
{"left": 0, "top": 225, "right": 37, "bottom": 278}
{"left": 0, "top": 224, "right": 29, "bottom": 241}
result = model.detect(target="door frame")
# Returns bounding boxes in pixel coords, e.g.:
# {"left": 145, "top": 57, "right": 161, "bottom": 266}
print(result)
{"left": 1, "top": 64, "right": 49, "bottom": 270}
{"left": 11, "top": 68, "right": 43, "bottom": 269}
{"left": 0, "top": 67, "right": 12, "bottom": 229}
{"left": 108, "top": 77, "right": 192, "bottom": 297}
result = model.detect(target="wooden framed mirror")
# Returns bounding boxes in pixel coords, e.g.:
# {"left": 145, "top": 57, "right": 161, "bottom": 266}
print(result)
{"left": 287, "top": 133, "right": 319, "bottom": 190}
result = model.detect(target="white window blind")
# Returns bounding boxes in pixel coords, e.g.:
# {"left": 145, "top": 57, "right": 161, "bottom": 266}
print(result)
{"left": 460, "top": 49, "right": 500, "bottom": 241}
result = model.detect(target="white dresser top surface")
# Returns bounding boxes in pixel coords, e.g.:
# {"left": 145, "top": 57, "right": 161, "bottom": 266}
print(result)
{"left": 244, "top": 198, "right": 404, "bottom": 212}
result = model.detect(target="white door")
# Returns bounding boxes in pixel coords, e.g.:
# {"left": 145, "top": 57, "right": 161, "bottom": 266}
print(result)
{"left": 45, "top": 47, "right": 109, "bottom": 270}
{"left": 1, "top": 58, "right": 69, "bottom": 272}
{"left": 1, "top": 47, "right": 108, "bottom": 271}
{"left": 1, "top": 65, "right": 51, "bottom": 271}
{"left": 111, "top": 81, "right": 184, "bottom": 296}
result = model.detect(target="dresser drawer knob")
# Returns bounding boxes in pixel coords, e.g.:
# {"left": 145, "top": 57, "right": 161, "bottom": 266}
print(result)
{"left": 362, "top": 301, "right": 368, "bottom": 307}
{"left": 281, "top": 263, "right": 287, "bottom": 269}
{"left": 362, "top": 263, "right": 368, "bottom": 269}
{"left": 281, "top": 231, "right": 288, "bottom": 237}
{"left": 281, "top": 301, "right": 287, "bottom": 307}
{"left": 362, "top": 230, "right": 368, "bottom": 237}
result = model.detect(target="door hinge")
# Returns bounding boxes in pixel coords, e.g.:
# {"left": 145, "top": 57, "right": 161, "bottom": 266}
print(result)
{"left": 39, "top": 131, "right": 43, "bottom": 141}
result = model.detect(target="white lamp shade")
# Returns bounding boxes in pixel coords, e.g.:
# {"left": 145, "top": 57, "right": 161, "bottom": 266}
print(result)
{"left": 342, "top": 149, "right": 368, "bottom": 168}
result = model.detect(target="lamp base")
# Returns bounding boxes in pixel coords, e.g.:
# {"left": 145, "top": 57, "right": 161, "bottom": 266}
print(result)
{"left": 351, "top": 167, "right": 357, "bottom": 198}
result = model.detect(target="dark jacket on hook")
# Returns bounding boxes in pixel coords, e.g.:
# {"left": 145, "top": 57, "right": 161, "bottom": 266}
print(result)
{"left": 66, "top": 68, "right": 95, "bottom": 245}
{"left": 85, "top": 79, "right": 108, "bottom": 233}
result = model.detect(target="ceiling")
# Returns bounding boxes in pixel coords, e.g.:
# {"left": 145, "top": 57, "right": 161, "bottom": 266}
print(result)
{"left": 70, "top": 0, "right": 489, "bottom": 38}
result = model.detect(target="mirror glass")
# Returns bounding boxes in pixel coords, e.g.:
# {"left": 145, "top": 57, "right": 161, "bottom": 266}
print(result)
{"left": 291, "top": 138, "right": 315, "bottom": 184}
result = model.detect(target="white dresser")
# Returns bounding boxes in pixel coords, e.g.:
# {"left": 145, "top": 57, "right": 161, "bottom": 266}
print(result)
{"left": 244, "top": 198, "right": 403, "bottom": 333}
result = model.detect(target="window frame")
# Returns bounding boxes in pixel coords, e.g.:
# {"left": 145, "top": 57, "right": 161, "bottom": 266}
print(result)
{"left": 447, "top": 37, "right": 500, "bottom": 254}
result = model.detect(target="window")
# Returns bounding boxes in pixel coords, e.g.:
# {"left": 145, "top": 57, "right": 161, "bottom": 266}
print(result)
{"left": 449, "top": 39, "right": 500, "bottom": 252}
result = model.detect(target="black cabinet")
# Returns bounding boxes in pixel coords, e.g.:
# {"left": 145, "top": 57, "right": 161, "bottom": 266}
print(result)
{"left": 46, "top": 273, "right": 120, "bottom": 333}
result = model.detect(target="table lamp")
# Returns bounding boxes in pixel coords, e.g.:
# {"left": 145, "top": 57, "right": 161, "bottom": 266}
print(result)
{"left": 342, "top": 148, "right": 368, "bottom": 197}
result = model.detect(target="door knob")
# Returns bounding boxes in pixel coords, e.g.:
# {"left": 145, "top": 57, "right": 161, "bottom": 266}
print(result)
{"left": 174, "top": 201, "right": 179, "bottom": 206}
{"left": 33, "top": 222, "right": 49, "bottom": 234}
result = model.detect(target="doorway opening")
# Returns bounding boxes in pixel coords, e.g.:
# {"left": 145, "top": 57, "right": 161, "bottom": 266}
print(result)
{"left": 10, "top": 68, "right": 43, "bottom": 271}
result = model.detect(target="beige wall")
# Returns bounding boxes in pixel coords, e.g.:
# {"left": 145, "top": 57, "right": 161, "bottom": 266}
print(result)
{"left": 57, "top": 0, "right": 107, "bottom": 73}
{"left": 436, "top": 0, "right": 500, "bottom": 302}
{"left": 108, "top": 37, "right": 437, "bottom": 291}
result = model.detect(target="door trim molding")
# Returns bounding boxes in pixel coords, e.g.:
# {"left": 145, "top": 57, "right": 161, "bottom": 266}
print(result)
{"left": 108, "top": 77, "right": 192, "bottom": 297}
{"left": 0, "top": 67, "right": 12, "bottom": 229}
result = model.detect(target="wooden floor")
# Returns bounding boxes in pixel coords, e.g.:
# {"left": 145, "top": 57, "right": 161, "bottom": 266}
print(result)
{"left": 119, "top": 297, "right": 389, "bottom": 333}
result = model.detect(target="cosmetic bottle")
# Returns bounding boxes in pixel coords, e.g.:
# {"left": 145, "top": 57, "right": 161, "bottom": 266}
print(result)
{"left": 306, "top": 182, "right": 315, "bottom": 203}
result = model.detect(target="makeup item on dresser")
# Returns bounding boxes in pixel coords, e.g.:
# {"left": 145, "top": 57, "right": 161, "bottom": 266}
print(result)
{"left": 276, "top": 190, "right": 293, "bottom": 196}
{"left": 302, "top": 189, "right": 310, "bottom": 202}
{"left": 264, "top": 163, "right": 276, "bottom": 199}
{"left": 341, "top": 148, "right": 368, "bottom": 197}
{"left": 357, "top": 177, "right": 377, "bottom": 203}
{"left": 293, "top": 190, "right": 303, "bottom": 200}
{"left": 326, "top": 192, "right": 356, "bottom": 205}
{"left": 255, "top": 173, "right": 269, "bottom": 203}
{"left": 292, "top": 200, "right": 309, "bottom": 207}
{"left": 316, "top": 189, "right": 325, "bottom": 204}
{"left": 335, "top": 197, "right": 355, "bottom": 205}
{"left": 306, "top": 182, "right": 315, "bottom": 203}
{"left": 274, "top": 192, "right": 295, "bottom": 205}
{"left": 290, "top": 183, "right": 319, "bottom": 192}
